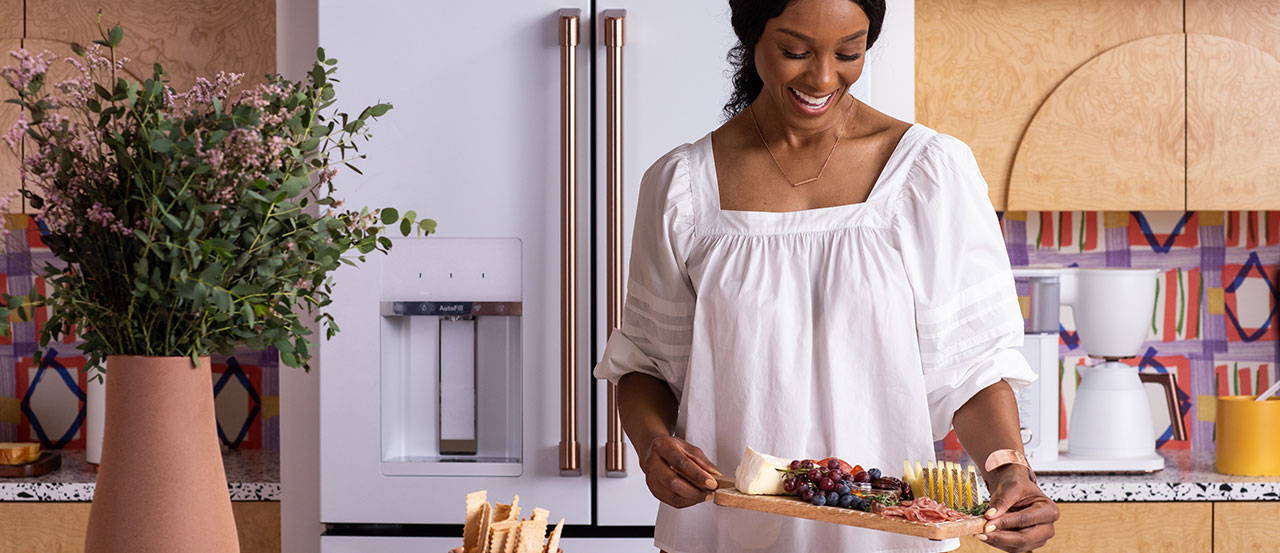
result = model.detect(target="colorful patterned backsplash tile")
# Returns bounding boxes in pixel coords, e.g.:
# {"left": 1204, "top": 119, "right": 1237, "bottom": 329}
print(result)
{"left": 939, "top": 210, "right": 1279, "bottom": 453}
{"left": 0, "top": 215, "right": 279, "bottom": 450}
{"left": 3, "top": 210, "right": 1275, "bottom": 454}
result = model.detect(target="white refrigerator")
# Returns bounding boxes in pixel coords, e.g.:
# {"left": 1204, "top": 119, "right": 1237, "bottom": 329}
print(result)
{"left": 313, "top": 2, "right": 914, "bottom": 551}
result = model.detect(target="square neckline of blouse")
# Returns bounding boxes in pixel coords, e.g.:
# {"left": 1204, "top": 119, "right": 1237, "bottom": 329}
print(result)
{"left": 704, "top": 122, "right": 922, "bottom": 217}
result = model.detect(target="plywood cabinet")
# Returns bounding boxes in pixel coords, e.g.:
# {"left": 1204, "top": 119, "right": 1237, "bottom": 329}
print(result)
{"left": 0, "top": 0, "right": 275, "bottom": 209}
{"left": 952, "top": 502, "right": 1213, "bottom": 553}
{"left": 919, "top": 0, "right": 1280, "bottom": 211}
{"left": 916, "top": 0, "right": 1182, "bottom": 211}
{"left": 1214, "top": 502, "right": 1280, "bottom": 553}
{"left": 1185, "top": 1, "right": 1280, "bottom": 209}
{"left": 0, "top": 501, "right": 280, "bottom": 553}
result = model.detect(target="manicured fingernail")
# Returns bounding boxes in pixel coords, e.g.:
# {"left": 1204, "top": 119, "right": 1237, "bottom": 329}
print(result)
{"left": 985, "top": 508, "right": 998, "bottom": 517}
{"left": 985, "top": 523, "right": 997, "bottom": 533}
{"left": 976, "top": 534, "right": 988, "bottom": 541}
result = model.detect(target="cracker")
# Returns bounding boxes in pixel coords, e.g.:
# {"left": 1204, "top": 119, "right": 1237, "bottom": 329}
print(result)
{"left": 506, "top": 494, "right": 521, "bottom": 521}
{"left": 544, "top": 518, "right": 564, "bottom": 553}
{"left": 504, "top": 522, "right": 521, "bottom": 553}
{"left": 487, "top": 520, "right": 518, "bottom": 553}
{"left": 530, "top": 507, "right": 549, "bottom": 522}
{"left": 464, "top": 490, "right": 488, "bottom": 553}
{"left": 518, "top": 519, "right": 547, "bottom": 553}
{"left": 476, "top": 503, "right": 493, "bottom": 553}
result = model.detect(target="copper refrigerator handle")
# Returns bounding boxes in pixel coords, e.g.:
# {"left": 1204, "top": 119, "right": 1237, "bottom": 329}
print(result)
{"left": 558, "top": 8, "right": 582, "bottom": 477}
{"left": 1139, "top": 372, "right": 1188, "bottom": 441}
{"left": 603, "top": 10, "right": 628, "bottom": 478}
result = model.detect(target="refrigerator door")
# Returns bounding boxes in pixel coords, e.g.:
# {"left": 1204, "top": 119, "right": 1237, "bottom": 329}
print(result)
{"left": 590, "top": 0, "right": 739, "bottom": 526}
{"left": 590, "top": 0, "right": 915, "bottom": 526}
{"left": 318, "top": 0, "right": 594, "bottom": 524}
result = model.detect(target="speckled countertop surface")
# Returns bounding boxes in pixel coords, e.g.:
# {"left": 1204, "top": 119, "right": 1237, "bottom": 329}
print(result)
{"left": 939, "top": 449, "right": 1280, "bottom": 502}
{"left": 0, "top": 449, "right": 279, "bottom": 502}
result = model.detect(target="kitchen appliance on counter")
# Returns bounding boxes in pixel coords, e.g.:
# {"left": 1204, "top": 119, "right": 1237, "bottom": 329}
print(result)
{"left": 1011, "top": 267, "right": 1186, "bottom": 473}
{"left": 307, "top": 2, "right": 919, "bottom": 552}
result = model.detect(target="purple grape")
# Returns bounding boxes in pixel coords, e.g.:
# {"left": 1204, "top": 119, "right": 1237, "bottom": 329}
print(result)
{"left": 818, "top": 478, "right": 835, "bottom": 492}
{"left": 783, "top": 477, "right": 797, "bottom": 493}
{"left": 789, "top": 460, "right": 803, "bottom": 470}
{"left": 807, "top": 469, "right": 822, "bottom": 481}
{"left": 826, "top": 459, "right": 841, "bottom": 470}
{"left": 853, "top": 471, "right": 871, "bottom": 484}
{"left": 800, "top": 460, "right": 815, "bottom": 470}
{"left": 800, "top": 488, "right": 815, "bottom": 502}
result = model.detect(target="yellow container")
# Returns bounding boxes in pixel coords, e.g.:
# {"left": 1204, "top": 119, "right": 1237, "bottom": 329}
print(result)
{"left": 1215, "top": 395, "right": 1280, "bottom": 476}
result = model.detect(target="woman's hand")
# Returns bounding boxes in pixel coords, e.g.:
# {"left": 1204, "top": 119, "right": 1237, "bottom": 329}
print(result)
{"left": 977, "top": 466, "right": 1059, "bottom": 552}
{"left": 640, "top": 435, "right": 722, "bottom": 508}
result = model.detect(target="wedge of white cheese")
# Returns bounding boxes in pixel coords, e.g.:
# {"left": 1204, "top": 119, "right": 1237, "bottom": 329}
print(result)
{"left": 734, "top": 447, "right": 791, "bottom": 495}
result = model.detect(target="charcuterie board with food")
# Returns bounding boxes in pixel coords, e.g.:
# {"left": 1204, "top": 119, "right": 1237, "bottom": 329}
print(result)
{"left": 712, "top": 448, "right": 990, "bottom": 540}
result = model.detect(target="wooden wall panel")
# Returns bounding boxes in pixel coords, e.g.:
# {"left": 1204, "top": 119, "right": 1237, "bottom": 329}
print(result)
{"left": 0, "top": 502, "right": 280, "bottom": 553}
{"left": 1186, "top": 34, "right": 1280, "bottom": 210}
{"left": 916, "top": 0, "right": 1182, "bottom": 209}
{"left": 0, "top": 38, "right": 21, "bottom": 206}
{"left": 952, "top": 502, "right": 1212, "bottom": 553}
{"left": 0, "top": 0, "right": 19, "bottom": 39}
{"left": 1215, "top": 502, "right": 1280, "bottom": 553}
{"left": 1006, "top": 34, "right": 1186, "bottom": 211}
{"left": 23, "top": 0, "right": 275, "bottom": 91}
{"left": 1188, "top": 0, "right": 1280, "bottom": 61}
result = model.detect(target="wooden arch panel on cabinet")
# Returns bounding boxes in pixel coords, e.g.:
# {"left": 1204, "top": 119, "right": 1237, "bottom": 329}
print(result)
{"left": 1186, "top": 34, "right": 1280, "bottom": 210}
{"left": 915, "top": 0, "right": 1183, "bottom": 210}
{"left": 1007, "top": 34, "right": 1186, "bottom": 211}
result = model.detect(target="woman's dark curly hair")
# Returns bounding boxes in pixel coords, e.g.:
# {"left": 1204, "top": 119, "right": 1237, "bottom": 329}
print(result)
{"left": 724, "top": 0, "right": 886, "bottom": 119}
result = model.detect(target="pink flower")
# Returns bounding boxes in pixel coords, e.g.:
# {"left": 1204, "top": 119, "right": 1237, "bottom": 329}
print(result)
{"left": 0, "top": 49, "right": 54, "bottom": 92}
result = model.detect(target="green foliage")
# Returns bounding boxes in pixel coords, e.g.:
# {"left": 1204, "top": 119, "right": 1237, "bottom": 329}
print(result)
{"left": 0, "top": 24, "right": 433, "bottom": 372}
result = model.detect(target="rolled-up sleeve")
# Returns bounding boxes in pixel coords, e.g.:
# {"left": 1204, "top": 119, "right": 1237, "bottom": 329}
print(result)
{"left": 593, "top": 145, "right": 696, "bottom": 398}
{"left": 895, "top": 134, "right": 1037, "bottom": 441}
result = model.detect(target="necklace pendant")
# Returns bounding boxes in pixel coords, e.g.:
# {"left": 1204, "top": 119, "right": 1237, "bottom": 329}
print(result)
{"left": 791, "top": 176, "right": 819, "bottom": 187}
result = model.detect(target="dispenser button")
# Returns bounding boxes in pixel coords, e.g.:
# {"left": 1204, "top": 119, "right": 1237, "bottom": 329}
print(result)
{"left": 1020, "top": 428, "right": 1033, "bottom": 444}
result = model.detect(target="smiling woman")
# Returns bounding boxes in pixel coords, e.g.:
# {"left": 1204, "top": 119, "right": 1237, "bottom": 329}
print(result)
{"left": 594, "top": 1, "right": 1058, "bottom": 553}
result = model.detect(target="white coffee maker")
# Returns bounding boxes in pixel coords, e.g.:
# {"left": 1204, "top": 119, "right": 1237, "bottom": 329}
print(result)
{"left": 1012, "top": 267, "right": 1186, "bottom": 473}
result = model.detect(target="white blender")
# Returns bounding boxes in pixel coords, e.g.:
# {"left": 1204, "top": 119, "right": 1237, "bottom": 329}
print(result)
{"left": 1012, "top": 267, "right": 1186, "bottom": 473}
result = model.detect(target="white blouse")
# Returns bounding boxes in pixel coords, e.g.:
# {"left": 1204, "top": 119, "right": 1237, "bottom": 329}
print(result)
{"left": 594, "top": 123, "right": 1036, "bottom": 553}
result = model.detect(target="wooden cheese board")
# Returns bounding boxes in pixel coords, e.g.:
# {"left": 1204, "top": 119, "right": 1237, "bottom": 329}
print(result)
{"left": 0, "top": 451, "right": 61, "bottom": 478}
{"left": 713, "top": 488, "right": 987, "bottom": 540}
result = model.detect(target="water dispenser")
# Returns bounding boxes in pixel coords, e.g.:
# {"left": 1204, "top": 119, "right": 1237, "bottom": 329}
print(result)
{"left": 378, "top": 238, "right": 523, "bottom": 476}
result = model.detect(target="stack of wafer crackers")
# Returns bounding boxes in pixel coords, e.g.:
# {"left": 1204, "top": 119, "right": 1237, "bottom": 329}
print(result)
{"left": 463, "top": 491, "right": 565, "bottom": 553}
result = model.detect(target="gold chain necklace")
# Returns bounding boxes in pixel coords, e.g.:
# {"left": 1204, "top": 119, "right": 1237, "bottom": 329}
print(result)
{"left": 749, "top": 95, "right": 857, "bottom": 187}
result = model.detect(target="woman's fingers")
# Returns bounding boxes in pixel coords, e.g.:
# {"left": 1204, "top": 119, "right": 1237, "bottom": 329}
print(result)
{"left": 684, "top": 443, "right": 723, "bottom": 477}
{"left": 992, "top": 499, "right": 1059, "bottom": 532}
{"left": 654, "top": 439, "right": 718, "bottom": 490}
{"left": 982, "top": 522, "right": 1056, "bottom": 553}
{"left": 644, "top": 458, "right": 711, "bottom": 508}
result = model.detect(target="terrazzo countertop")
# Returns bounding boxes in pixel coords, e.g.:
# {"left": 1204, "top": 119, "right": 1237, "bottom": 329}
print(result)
{"left": 0, "top": 449, "right": 279, "bottom": 502}
{"left": 940, "top": 449, "right": 1280, "bottom": 502}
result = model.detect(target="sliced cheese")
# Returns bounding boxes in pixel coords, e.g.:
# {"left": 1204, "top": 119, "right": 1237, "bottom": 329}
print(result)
{"left": 0, "top": 442, "right": 40, "bottom": 465}
{"left": 733, "top": 446, "right": 791, "bottom": 495}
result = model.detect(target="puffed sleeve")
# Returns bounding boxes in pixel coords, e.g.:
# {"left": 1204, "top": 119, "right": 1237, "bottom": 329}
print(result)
{"left": 592, "top": 144, "right": 696, "bottom": 398}
{"left": 895, "top": 134, "right": 1037, "bottom": 441}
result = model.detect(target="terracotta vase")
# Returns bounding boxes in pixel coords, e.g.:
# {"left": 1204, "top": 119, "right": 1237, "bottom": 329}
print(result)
{"left": 85, "top": 356, "right": 239, "bottom": 553}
